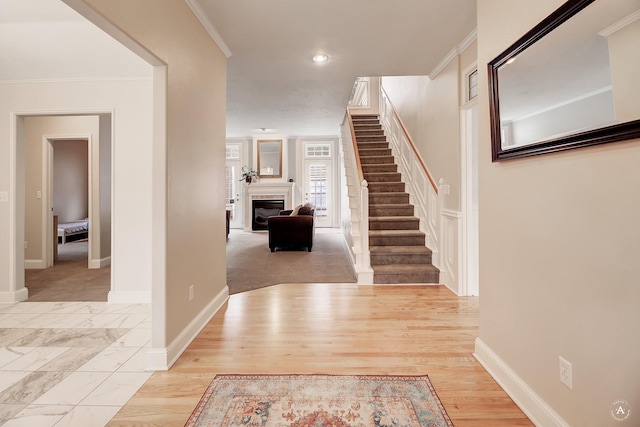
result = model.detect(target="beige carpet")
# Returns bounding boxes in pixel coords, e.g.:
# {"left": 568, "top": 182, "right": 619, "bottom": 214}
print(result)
{"left": 226, "top": 229, "right": 357, "bottom": 294}
{"left": 25, "top": 240, "right": 110, "bottom": 302}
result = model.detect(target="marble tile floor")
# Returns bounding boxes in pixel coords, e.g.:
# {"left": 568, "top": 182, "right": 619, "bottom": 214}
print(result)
{"left": 0, "top": 301, "right": 151, "bottom": 426}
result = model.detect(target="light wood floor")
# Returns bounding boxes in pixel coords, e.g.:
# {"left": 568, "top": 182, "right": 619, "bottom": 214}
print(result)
{"left": 107, "top": 283, "right": 533, "bottom": 426}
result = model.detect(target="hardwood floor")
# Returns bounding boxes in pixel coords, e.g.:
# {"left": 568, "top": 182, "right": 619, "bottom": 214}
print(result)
{"left": 107, "top": 283, "right": 533, "bottom": 426}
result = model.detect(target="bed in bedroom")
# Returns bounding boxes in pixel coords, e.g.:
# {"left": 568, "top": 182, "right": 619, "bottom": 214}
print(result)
{"left": 57, "top": 218, "right": 89, "bottom": 244}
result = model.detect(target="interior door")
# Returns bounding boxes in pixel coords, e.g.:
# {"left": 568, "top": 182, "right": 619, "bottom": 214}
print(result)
{"left": 303, "top": 155, "right": 333, "bottom": 228}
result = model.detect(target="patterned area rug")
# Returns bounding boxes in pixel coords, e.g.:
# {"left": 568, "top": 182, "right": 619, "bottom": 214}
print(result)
{"left": 185, "top": 374, "right": 453, "bottom": 427}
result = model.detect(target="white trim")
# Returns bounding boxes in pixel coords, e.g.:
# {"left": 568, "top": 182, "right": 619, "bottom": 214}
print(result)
{"left": 107, "top": 290, "right": 151, "bottom": 304}
{"left": 185, "top": 0, "right": 233, "bottom": 58}
{"left": 440, "top": 209, "right": 462, "bottom": 295}
{"left": 458, "top": 28, "right": 478, "bottom": 53}
{"left": 429, "top": 28, "right": 477, "bottom": 79}
{"left": 89, "top": 256, "right": 111, "bottom": 269}
{"left": 474, "top": 338, "right": 570, "bottom": 427}
{"left": 0, "top": 76, "right": 152, "bottom": 85}
{"left": 24, "top": 260, "right": 46, "bottom": 269}
{"left": 0, "top": 288, "right": 29, "bottom": 304}
{"left": 429, "top": 48, "right": 457, "bottom": 80}
{"left": 459, "top": 101, "right": 479, "bottom": 297}
{"left": 146, "top": 285, "right": 229, "bottom": 371}
{"left": 599, "top": 9, "right": 640, "bottom": 37}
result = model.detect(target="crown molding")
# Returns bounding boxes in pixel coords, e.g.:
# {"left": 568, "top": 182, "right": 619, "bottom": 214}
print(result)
{"left": 429, "top": 28, "right": 477, "bottom": 79}
{"left": 0, "top": 76, "right": 152, "bottom": 85}
{"left": 599, "top": 9, "right": 640, "bottom": 37}
{"left": 185, "top": 0, "right": 233, "bottom": 58}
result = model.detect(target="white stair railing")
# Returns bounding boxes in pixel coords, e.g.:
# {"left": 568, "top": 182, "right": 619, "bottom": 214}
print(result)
{"left": 340, "top": 111, "right": 373, "bottom": 284}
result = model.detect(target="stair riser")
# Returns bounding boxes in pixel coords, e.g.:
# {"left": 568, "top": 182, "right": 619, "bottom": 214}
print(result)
{"left": 369, "top": 235, "right": 425, "bottom": 246}
{"left": 370, "top": 253, "right": 432, "bottom": 265}
{"left": 359, "top": 149, "right": 392, "bottom": 157}
{"left": 358, "top": 143, "right": 389, "bottom": 150}
{"left": 352, "top": 120, "right": 379, "bottom": 125}
{"left": 373, "top": 271, "right": 439, "bottom": 284}
{"left": 356, "top": 136, "right": 387, "bottom": 143}
{"left": 369, "top": 220, "right": 419, "bottom": 230}
{"left": 369, "top": 194, "right": 409, "bottom": 204}
{"left": 369, "top": 206, "right": 414, "bottom": 216}
{"left": 362, "top": 165, "right": 398, "bottom": 173}
{"left": 353, "top": 124, "right": 382, "bottom": 131}
{"left": 363, "top": 173, "right": 402, "bottom": 182}
{"left": 368, "top": 182, "right": 405, "bottom": 193}
{"left": 360, "top": 156, "right": 395, "bottom": 165}
{"left": 355, "top": 130, "right": 384, "bottom": 137}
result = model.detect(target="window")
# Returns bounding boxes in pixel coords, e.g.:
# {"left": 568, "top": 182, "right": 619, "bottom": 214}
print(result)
{"left": 468, "top": 69, "right": 478, "bottom": 101}
{"left": 226, "top": 145, "right": 240, "bottom": 159}
{"left": 305, "top": 144, "right": 331, "bottom": 158}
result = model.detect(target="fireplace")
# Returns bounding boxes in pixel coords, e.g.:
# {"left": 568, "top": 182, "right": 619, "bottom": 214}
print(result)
{"left": 252, "top": 199, "right": 285, "bottom": 231}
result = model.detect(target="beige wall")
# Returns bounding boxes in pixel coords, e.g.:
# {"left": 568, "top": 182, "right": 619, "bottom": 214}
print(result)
{"left": 381, "top": 59, "right": 463, "bottom": 211}
{"left": 477, "top": 1, "right": 640, "bottom": 425}
{"left": 82, "top": 0, "right": 228, "bottom": 346}
{"left": 53, "top": 140, "right": 89, "bottom": 224}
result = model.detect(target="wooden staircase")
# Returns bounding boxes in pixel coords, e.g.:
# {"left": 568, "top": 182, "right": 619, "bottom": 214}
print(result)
{"left": 352, "top": 114, "right": 439, "bottom": 284}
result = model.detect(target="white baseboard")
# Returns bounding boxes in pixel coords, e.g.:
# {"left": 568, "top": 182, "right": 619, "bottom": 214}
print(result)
{"left": 474, "top": 338, "right": 569, "bottom": 427}
{"left": 147, "top": 285, "right": 229, "bottom": 371}
{"left": 0, "top": 288, "right": 29, "bottom": 303}
{"left": 24, "top": 259, "right": 45, "bottom": 269}
{"left": 107, "top": 290, "right": 152, "bottom": 304}
{"left": 89, "top": 256, "right": 111, "bottom": 269}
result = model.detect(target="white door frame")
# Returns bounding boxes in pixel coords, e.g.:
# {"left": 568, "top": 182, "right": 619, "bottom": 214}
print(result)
{"left": 226, "top": 139, "right": 248, "bottom": 229}
{"left": 460, "top": 99, "right": 479, "bottom": 296}
{"left": 7, "top": 110, "right": 112, "bottom": 303}
{"left": 296, "top": 138, "right": 338, "bottom": 228}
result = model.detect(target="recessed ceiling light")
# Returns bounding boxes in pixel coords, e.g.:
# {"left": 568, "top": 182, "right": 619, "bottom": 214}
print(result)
{"left": 313, "top": 54, "right": 329, "bottom": 63}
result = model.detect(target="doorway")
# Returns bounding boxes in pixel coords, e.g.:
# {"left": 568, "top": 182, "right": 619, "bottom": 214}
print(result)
{"left": 225, "top": 141, "right": 247, "bottom": 229}
{"left": 21, "top": 115, "right": 112, "bottom": 302}
{"left": 300, "top": 141, "right": 336, "bottom": 228}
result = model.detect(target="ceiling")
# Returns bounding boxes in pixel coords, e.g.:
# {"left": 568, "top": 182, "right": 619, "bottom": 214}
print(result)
{"left": 0, "top": 0, "right": 477, "bottom": 138}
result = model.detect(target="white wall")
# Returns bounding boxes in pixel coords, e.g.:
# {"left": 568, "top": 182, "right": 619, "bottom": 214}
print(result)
{"left": 476, "top": 1, "right": 640, "bottom": 425}
{"left": 0, "top": 78, "right": 153, "bottom": 302}
{"left": 382, "top": 69, "right": 461, "bottom": 212}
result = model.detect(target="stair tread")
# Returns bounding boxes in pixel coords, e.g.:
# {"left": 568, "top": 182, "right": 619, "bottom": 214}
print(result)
{"left": 369, "top": 216, "right": 419, "bottom": 222}
{"left": 370, "top": 245, "right": 432, "bottom": 254}
{"left": 372, "top": 264, "right": 440, "bottom": 272}
{"left": 369, "top": 230, "right": 424, "bottom": 236}
{"left": 369, "top": 203, "right": 412, "bottom": 206}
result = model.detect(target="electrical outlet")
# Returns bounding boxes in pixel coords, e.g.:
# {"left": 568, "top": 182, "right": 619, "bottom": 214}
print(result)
{"left": 559, "top": 356, "right": 573, "bottom": 390}
{"left": 188, "top": 285, "right": 194, "bottom": 302}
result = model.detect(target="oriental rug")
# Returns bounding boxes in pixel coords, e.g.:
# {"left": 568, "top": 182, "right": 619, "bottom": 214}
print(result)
{"left": 184, "top": 374, "right": 454, "bottom": 427}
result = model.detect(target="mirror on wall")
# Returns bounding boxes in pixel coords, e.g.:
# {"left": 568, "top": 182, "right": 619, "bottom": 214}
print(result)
{"left": 257, "top": 139, "right": 282, "bottom": 178}
{"left": 489, "top": 0, "right": 640, "bottom": 161}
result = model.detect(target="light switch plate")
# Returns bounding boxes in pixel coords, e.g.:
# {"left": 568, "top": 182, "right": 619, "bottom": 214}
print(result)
{"left": 0, "top": 191, "right": 8, "bottom": 203}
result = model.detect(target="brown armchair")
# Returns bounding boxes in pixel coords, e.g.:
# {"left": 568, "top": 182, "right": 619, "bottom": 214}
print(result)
{"left": 267, "top": 203, "right": 315, "bottom": 252}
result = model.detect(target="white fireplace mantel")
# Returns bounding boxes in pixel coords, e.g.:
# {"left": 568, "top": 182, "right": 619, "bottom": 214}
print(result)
{"left": 243, "top": 182, "right": 295, "bottom": 231}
